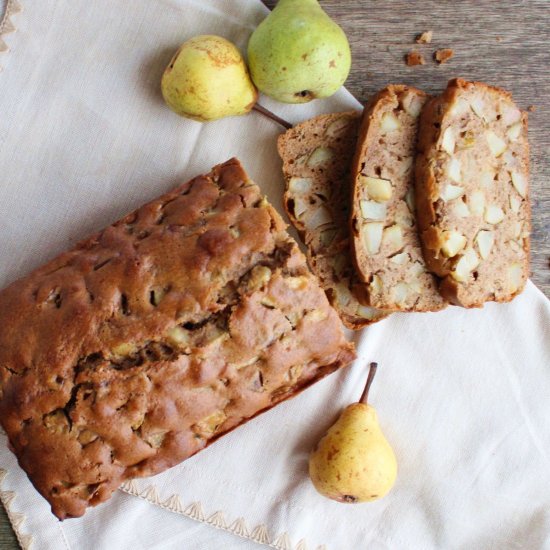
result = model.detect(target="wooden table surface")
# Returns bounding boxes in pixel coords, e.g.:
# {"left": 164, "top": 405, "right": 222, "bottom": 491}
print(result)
{"left": 1, "top": 1, "right": 549, "bottom": 548}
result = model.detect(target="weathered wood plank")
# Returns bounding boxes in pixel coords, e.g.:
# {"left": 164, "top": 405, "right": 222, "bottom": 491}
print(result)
{"left": 264, "top": 0, "right": 550, "bottom": 297}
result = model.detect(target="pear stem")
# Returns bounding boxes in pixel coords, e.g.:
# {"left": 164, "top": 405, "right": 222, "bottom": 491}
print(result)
{"left": 359, "top": 362, "right": 378, "bottom": 405}
{"left": 253, "top": 103, "right": 292, "bottom": 129}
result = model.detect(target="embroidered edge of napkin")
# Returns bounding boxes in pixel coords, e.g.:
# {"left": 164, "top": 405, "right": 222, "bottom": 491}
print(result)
{"left": 0, "top": 467, "right": 33, "bottom": 550}
{"left": 0, "top": 0, "right": 22, "bottom": 67}
{"left": 118, "top": 480, "right": 323, "bottom": 550}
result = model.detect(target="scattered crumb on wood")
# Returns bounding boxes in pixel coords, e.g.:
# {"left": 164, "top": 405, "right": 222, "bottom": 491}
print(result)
{"left": 434, "top": 48, "right": 454, "bottom": 64}
{"left": 406, "top": 50, "right": 426, "bottom": 66}
{"left": 496, "top": 36, "right": 502, "bottom": 42}
{"left": 415, "top": 30, "right": 433, "bottom": 44}
{"left": 527, "top": 105, "right": 536, "bottom": 112}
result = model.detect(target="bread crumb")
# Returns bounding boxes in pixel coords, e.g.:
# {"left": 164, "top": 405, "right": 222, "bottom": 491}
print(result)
{"left": 405, "top": 50, "right": 425, "bottom": 66}
{"left": 434, "top": 48, "right": 454, "bottom": 64}
{"left": 527, "top": 105, "right": 536, "bottom": 112}
{"left": 415, "top": 31, "right": 433, "bottom": 44}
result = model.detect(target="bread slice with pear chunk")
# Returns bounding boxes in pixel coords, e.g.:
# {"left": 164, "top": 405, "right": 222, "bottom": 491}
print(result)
{"left": 277, "top": 112, "right": 389, "bottom": 329}
{"left": 350, "top": 85, "right": 446, "bottom": 312}
{"left": 415, "top": 78, "right": 530, "bottom": 307}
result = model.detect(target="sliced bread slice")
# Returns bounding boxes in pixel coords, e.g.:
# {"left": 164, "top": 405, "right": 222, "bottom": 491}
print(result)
{"left": 350, "top": 85, "right": 446, "bottom": 312}
{"left": 277, "top": 112, "right": 389, "bottom": 329}
{"left": 415, "top": 78, "right": 530, "bottom": 307}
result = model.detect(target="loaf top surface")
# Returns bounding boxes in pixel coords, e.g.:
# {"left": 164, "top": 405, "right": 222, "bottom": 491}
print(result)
{"left": 277, "top": 111, "right": 389, "bottom": 329}
{"left": 0, "top": 158, "right": 355, "bottom": 519}
{"left": 350, "top": 85, "right": 446, "bottom": 312}
{"left": 415, "top": 78, "right": 530, "bottom": 307}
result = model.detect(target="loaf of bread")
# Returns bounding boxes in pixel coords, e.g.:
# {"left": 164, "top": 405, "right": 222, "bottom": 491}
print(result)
{"left": 277, "top": 112, "right": 389, "bottom": 329}
{"left": 350, "top": 85, "right": 446, "bottom": 312}
{"left": 415, "top": 79, "right": 530, "bottom": 307}
{"left": 0, "top": 158, "right": 355, "bottom": 519}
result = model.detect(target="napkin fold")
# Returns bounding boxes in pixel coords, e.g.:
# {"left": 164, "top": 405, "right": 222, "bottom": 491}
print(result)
{"left": 1, "top": 1, "right": 549, "bottom": 549}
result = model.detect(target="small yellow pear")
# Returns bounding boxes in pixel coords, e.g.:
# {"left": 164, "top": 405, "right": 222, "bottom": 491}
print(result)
{"left": 161, "top": 35, "right": 258, "bottom": 122}
{"left": 309, "top": 363, "right": 397, "bottom": 503}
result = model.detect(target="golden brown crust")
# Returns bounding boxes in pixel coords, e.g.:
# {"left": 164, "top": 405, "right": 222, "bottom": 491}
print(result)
{"left": 350, "top": 85, "right": 446, "bottom": 312}
{"left": 277, "top": 112, "right": 389, "bottom": 329}
{"left": 415, "top": 78, "right": 530, "bottom": 307}
{"left": 434, "top": 49, "right": 454, "bottom": 64}
{"left": 406, "top": 51, "right": 426, "bottom": 66}
{"left": 0, "top": 158, "right": 355, "bottom": 519}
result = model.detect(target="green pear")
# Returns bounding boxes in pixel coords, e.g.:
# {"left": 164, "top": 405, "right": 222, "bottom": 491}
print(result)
{"left": 309, "top": 363, "right": 397, "bottom": 502}
{"left": 161, "top": 35, "right": 258, "bottom": 121}
{"left": 247, "top": 0, "right": 351, "bottom": 103}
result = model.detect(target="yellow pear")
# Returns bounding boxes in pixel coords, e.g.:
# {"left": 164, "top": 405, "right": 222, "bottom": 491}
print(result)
{"left": 161, "top": 35, "right": 258, "bottom": 122}
{"left": 309, "top": 363, "right": 397, "bottom": 502}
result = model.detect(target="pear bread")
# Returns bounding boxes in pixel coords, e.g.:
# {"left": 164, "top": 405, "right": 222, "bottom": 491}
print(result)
{"left": 277, "top": 112, "right": 389, "bottom": 329}
{"left": 0, "top": 158, "right": 355, "bottom": 519}
{"left": 415, "top": 79, "right": 530, "bottom": 307}
{"left": 350, "top": 85, "right": 446, "bottom": 312}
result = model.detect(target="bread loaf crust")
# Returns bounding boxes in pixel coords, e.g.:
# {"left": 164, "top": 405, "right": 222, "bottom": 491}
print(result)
{"left": 415, "top": 79, "right": 530, "bottom": 307}
{"left": 0, "top": 158, "right": 355, "bottom": 519}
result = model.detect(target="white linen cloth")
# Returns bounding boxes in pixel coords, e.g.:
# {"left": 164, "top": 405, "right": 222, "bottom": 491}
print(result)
{"left": 1, "top": 1, "right": 549, "bottom": 549}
